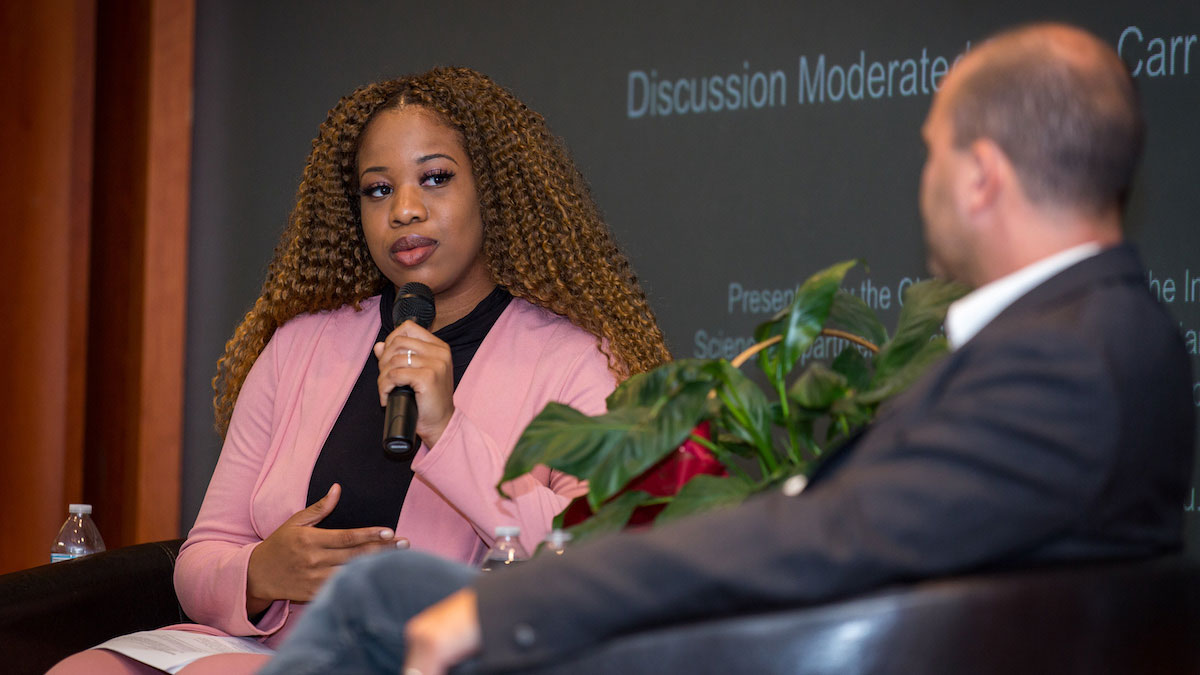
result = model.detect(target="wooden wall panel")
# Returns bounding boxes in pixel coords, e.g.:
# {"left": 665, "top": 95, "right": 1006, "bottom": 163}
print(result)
{"left": 86, "top": 0, "right": 151, "bottom": 554}
{"left": 87, "top": 0, "right": 193, "bottom": 548}
{"left": 0, "top": 0, "right": 193, "bottom": 572}
{"left": 136, "top": 0, "right": 194, "bottom": 542}
{"left": 0, "top": 1, "right": 97, "bottom": 574}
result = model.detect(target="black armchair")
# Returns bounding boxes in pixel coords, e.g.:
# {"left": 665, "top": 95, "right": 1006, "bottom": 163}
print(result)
{"left": 2, "top": 542, "right": 1198, "bottom": 675}
{"left": 0, "top": 539, "right": 188, "bottom": 675}
{"left": 524, "top": 556, "right": 1200, "bottom": 675}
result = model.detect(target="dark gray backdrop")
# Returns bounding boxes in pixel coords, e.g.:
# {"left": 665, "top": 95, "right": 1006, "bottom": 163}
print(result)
{"left": 186, "top": 2, "right": 1200, "bottom": 551}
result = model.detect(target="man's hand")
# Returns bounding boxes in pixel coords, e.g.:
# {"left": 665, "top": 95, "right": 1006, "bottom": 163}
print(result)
{"left": 403, "top": 589, "right": 481, "bottom": 675}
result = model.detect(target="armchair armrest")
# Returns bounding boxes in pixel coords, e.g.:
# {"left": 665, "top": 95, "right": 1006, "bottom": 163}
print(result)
{"left": 0, "top": 538, "right": 189, "bottom": 674}
{"left": 516, "top": 556, "right": 1200, "bottom": 675}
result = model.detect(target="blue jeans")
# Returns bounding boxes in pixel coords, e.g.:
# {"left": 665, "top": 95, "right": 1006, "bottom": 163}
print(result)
{"left": 261, "top": 550, "right": 478, "bottom": 675}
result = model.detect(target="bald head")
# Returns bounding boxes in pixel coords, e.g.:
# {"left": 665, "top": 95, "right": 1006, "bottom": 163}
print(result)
{"left": 942, "top": 24, "right": 1144, "bottom": 216}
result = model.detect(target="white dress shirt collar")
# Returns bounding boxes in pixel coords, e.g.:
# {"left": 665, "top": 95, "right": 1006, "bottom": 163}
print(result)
{"left": 944, "top": 242, "right": 1103, "bottom": 350}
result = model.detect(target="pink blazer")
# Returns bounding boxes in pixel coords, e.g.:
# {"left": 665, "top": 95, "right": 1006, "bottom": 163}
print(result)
{"left": 173, "top": 297, "right": 615, "bottom": 644}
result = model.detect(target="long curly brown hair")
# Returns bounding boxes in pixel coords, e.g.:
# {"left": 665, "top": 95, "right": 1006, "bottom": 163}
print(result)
{"left": 213, "top": 67, "right": 671, "bottom": 435}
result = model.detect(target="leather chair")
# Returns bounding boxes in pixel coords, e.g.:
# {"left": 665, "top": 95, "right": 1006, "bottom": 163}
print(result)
{"left": 0, "top": 539, "right": 188, "bottom": 675}
{"left": 2, "top": 543, "right": 1198, "bottom": 675}
{"left": 520, "top": 556, "right": 1200, "bottom": 675}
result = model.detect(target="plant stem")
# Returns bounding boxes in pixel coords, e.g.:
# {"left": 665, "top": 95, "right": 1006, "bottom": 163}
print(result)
{"left": 786, "top": 425, "right": 802, "bottom": 464}
{"left": 688, "top": 433, "right": 754, "bottom": 483}
{"left": 772, "top": 377, "right": 790, "bottom": 472}
{"left": 715, "top": 388, "right": 772, "bottom": 458}
{"left": 821, "top": 328, "right": 879, "bottom": 354}
{"left": 756, "top": 454, "right": 771, "bottom": 478}
{"left": 760, "top": 434, "right": 780, "bottom": 475}
{"left": 728, "top": 331, "right": 877, "bottom": 367}
{"left": 730, "top": 335, "right": 780, "bottom": 368}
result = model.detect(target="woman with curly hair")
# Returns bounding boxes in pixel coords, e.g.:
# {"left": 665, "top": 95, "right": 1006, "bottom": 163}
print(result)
{"left": 51, "top": 67, "right": 670, "bottom": 674}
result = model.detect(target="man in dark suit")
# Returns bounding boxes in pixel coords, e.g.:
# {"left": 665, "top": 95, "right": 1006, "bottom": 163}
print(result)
{"left": 262, "top": 23, "right": 1194, "bottom": 675}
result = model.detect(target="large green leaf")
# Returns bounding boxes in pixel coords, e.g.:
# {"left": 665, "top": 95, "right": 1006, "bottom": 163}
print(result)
{"left": 827, "top": 396, "right": 874, "bottom": 441}
{"left": 788, "top": 362, "right": 849, "bottom": 409}
{"left": 501, "top": 360, "right": 718, "bottom": 510}
{"left": 605, "top": 359, "right": 710, "bottom": 409}
{"left": 564, "top": 491, "right": 657, "bottom": 545}
{"left": 860, "top": 336, "right": 950, "bottom": 404}
{"left": 709, "top": 432, "right": 758, "bottom": 458}
{"left": 872, "top": 279, "right": 967, "bottom": 384}
{"left": 655, "top": 474, "right": 756, "bottom": 524}
{"left": 791, "top": 417, "right": 819, "bottom": 459}
{"left": 754, "top": 260, "right": 860, "bottom": 389}
{"left": 831, "top": 344, "right": 871, "bottom": 392}
{"left": 827, "top": 289, "right": 887, "bottom": 348}
{"left": 708, "top": 360, "right": 773, "bottom": 456}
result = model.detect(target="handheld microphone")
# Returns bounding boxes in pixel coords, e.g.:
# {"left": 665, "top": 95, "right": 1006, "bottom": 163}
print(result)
{"left": 383, "top": 282, "right": 435, "bottom": 458}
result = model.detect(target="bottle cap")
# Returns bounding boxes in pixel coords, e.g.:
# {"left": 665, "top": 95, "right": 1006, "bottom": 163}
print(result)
{"left": 544, "top": 529, "right": 573, "bottom": 545}
{"left": 494, "top": 525, "right": 521, "bottom": 537}
{"left": 69, "top": 504, "right": 92, "bottom": 514}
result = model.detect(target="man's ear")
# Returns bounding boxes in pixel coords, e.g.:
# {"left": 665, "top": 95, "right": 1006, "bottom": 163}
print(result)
{"left": 960, "top": 138, "right": 1007, "bottom": 216}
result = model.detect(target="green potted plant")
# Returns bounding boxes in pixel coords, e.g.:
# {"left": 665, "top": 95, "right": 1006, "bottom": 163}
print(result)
{"left": 500, "top": 260, "right": 968, "bottom": 545}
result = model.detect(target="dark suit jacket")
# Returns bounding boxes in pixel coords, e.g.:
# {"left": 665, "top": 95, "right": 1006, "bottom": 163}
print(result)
{"left": 474, "top": 243, "right": 1196, "bottom": 670}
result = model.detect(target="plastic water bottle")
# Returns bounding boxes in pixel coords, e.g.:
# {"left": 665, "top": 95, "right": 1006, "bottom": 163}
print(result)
{"left": 50, "top": 504, "right": 106, "bottom": 563}
{"left": 542, "top": 528, "right": 572, "bottom": 556}
{"left": 480, "top": 525, "right": 529, "bottom": 571}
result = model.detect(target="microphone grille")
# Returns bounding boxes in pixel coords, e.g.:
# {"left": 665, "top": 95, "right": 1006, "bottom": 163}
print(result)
{"left": 392, "top": 282, "right": 436, "bottom": 329}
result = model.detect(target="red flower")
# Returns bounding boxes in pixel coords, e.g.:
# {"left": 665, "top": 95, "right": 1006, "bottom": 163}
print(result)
{"left": 562, "top": 422, "right": 726, "bottom": 528}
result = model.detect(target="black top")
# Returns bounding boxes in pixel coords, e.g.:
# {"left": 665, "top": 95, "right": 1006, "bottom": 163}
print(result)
{"left": 306, "top": 285, "right": 513, "bottom": 530}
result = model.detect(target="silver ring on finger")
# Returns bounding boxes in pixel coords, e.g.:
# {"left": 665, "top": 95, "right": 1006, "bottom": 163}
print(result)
{"left": 406, "top": 349, "right": 413, "bottom": 367}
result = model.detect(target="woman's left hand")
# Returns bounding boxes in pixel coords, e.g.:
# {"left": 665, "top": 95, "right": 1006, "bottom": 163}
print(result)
{"left": 374, "top": 320, "right": 455, "bottom": 447}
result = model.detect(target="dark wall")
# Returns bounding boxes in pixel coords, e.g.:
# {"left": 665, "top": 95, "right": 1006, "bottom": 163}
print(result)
{"left": 186, "top": 1, "right": 1200, "bottom": 549}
